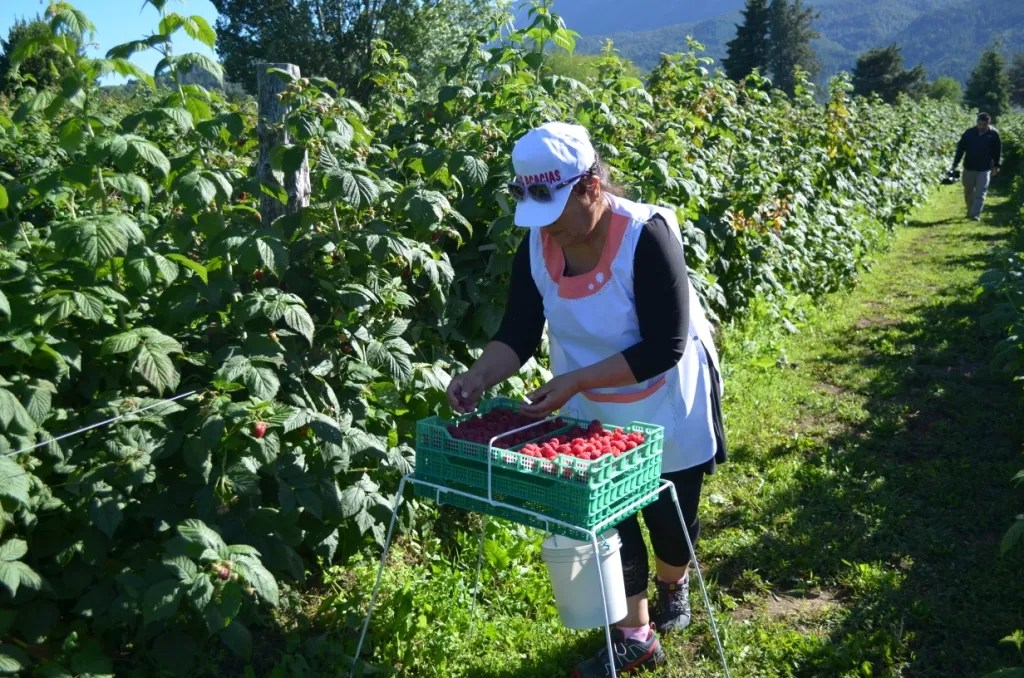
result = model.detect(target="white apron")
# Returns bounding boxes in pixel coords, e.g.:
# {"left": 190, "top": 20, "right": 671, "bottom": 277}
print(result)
{"left": 529, "top": 195, "right": 722, "bottom": 473}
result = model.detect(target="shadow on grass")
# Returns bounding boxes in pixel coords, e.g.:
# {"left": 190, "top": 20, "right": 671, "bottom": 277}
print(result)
{"left": 462, "top": 632, "right": 599, "bottom": 678}
{"left": 707, "top": 182, "right": 1024, "bottom": 676}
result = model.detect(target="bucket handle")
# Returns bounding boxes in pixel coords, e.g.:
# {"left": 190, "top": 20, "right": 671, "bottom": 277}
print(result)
{"left": 547, "top": 531, "right": 615, "bottom": 554}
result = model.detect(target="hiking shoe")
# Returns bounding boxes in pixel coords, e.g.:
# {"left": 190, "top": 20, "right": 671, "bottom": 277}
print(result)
{"left": 572, "top": 626, "right": 666, "bottom": 677}
{"left": 651, "top": 576, "right": 692, "bottom": 633}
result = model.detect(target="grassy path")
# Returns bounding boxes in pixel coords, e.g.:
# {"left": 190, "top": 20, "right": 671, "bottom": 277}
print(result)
{"left": 667, "top": 181, "right": 1024, "bottom": 677}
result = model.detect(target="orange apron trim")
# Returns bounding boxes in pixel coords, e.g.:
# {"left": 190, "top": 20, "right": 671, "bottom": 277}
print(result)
{"left": 541, "top": 213, "right": 630, "bottom": 299}
{"left": 582, "top": 374, "right": 666, "bottom": 403}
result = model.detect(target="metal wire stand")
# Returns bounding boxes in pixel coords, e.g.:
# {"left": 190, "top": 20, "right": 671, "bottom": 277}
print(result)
{"left": 349, "top": 475, "right": 730, "bottom": 678}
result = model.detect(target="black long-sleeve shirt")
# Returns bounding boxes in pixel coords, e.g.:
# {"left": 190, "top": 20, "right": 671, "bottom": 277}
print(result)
{"left": 492, "top": 214, "right": 690, "bottom": 382}
{"left": 953, "top": 126, "right": 1001, "bottom": 172}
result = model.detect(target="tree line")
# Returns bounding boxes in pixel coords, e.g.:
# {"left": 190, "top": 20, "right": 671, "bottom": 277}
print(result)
{"left": 721, "top": 0, "right": 1024, "bottom": 117}
{"left": 2, "top": 0, "right": 1022, "bottom": 116}
{"left": 0, "top": 0, "right": 499, "bottom": 100}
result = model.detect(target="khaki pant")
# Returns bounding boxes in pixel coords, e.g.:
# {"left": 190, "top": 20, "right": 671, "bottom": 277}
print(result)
{"left": 962, "top": 169, "right": 991, "bottom": 219}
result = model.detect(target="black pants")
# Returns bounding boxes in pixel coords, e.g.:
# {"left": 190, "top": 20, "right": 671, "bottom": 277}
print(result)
{"left": 616, "top": 341, "right": 726, "bottom": 598}
{"left": 615, "top": 461, "right": 710, "bottom": 597}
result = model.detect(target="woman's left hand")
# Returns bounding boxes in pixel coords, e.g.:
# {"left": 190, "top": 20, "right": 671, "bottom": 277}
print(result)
{"left": 521, "top": 374, "right": 580, "bottom": 418}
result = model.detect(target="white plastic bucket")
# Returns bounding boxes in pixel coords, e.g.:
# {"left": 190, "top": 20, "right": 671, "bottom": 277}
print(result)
{"left": 540, "top": 529, "right": 627, "bottom": 629}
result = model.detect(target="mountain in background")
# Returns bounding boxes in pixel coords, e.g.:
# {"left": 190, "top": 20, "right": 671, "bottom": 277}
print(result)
{"left": 515, "top": 0, "right": 1024, "bottom": 85}
{"left": 513, "top": 0, "right": 746, "bottom": 35}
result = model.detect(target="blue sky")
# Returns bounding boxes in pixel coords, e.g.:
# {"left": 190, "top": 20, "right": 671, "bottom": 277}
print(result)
{"left": 3, "top": 0, "right": 220, "bottom": 81}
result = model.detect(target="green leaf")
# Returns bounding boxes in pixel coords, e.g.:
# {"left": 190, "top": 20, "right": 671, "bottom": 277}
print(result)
{"left": 53, "top": 215, "right": 144, "bottom": 266}
{"left": 406, "top": 189, "right": 449, "bottom": 228}
{"left": 57, "top": 117, "right": 88, "bottom": 153}
{"left": 14, "top": 90, "right": 57, "bottom": 123}
{"left": 153, "top": 252, "right": 180, "bottom": 283}
{"left": 125, "top": 253, "right": 155, "bottom": 291}
{"left": 219, "top": 620, "right": 252, "bottom": 659}
{"left": 139, "top": 327, "right": 183, "bottom": 354}
{"left": 164, "top": 253, "right": 208, "bottom": 283}
{"left": 177, "top": 52, "right": 224, "bottom": 84}
{"left": 186, "top": 573, "right": 214, "bottom": 612}
{"left": 175, "top": 170, "right": 218, "bottom": 208}
{"left": 326, "top": 169, "right": 379, "bottom": 209}
{"left": 106, "top": 34, "right": 170, "bottom": 59}
{"left": 106, "top": 173, "right": 152, "bottom": 206}
{"left": 142, "top": 580, "right": 183, "bottom": 626}
{"left": 101, "top": 330, "right": 142, "bottom": 355}
{"left": 183, "top": 92, "right": 214, "bottom": 122}
{"left": 0, "top": 389, "right": 35, "bottom": 434}
{"left": 0, "top": 185, "right": 7, "bottom": 211}
{"left": 70, "top": 291, "right": 106, "bottom": 321}
{"left": 339, "top": 473, "right": 378, "bottom": 518}
{"left": 308, "top": 413, "right": 346, "bottom": 447}
{"left": 49, "top": 4, "right": 95, "bottom": 39}
{"left": 256, "top": 238, "right": 288, "bottom": 278}
{"left": 218, "top": 355, "right": 250, "bottom": 383}
{"left": 243, "top": 366, "right": 279, "bottom": 400}
{"left": 135, "top": 344, "right": 180, "bottom": 395}
{"left": 0, "top": 539, "right": 27, "bottom": 562}
{"left": 0, "top": 644, "right": 29, "bottom": 674}
{"left": 283, "top": 305, "right": 314, "bottom": 344}
{"left": 102, "top": 57, "right": 155, "bottom": 89}
{"left": 24, "top": 381, "right": 54, "bottom": 424}
{"left": 452, "top": 153, "right": 489, "bottom": 188}
{"left": 89, "top": 496, "right": 124, "bottom": 537}
{"left": 0, "top": 458, "right": 29, "bottom": 504}
{"left": 96, "top": 134, "right": 130, "bottom": 162}
{"left": 182, "top": 15, "right": 217, "bottom": 48}
{"left": 165, "top": 556, "right": 199, "bottom": 582}
{"left": 10, "top": 35, "right": 48, "bottom": 67}
{"left": 415, "top": 363, "right": 450, "bottom": 393}
{"left": 261, "top": 298, "right": 288, "bottom": 323}
{"left": 1001, "top": 515, "right": 1024, "bottom": 555}
{"left": 386, "top": 445, "right": 414, "bottom": 475}
{"left": 158, "top": 13, "right": 184, "bottom": 36}
{"left": 0, "top": 289, "right": 9, "bottom": 320}
{"left": 206, "top": 171, "right": 234, "bottom": 203}
{"left": 233, "top": 556, "right": 279, "bottom": 605}
{"left": 177, "top": 519, "right": 227, "bottom": 553}
{"left": 160, "top": 107, "right": 194, "bottom": 130}
{"left": 126, "top": 137, "right": 171, "bottom": 177}
{"left": 0, "top": 563, "right": 19, "bottom": 598}
{"left": 0, "top": 561, "right": 42, "bottom": 597}
{"left": 365, "top": 340, "right": 413, "bottom": 383}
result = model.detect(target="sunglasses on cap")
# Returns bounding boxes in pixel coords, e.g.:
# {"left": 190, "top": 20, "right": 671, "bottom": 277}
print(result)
{"left": 507, "top": 167, "right": 594, "bottom": 203}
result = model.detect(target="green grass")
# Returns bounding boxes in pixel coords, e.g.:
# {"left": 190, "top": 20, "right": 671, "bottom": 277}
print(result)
{"left": 674, "top": 180, "right": 1024, "bottom": 677}
{"left": 256, "top": 182, "right": 1024, "bottom": 677}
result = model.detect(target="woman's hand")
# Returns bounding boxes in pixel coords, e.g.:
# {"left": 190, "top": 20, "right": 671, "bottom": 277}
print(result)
{"left": 520, "top": 373, "right": 580, "bottom": 418}
{"left": 446, "top": 371, "right": 488, "bottom": 413}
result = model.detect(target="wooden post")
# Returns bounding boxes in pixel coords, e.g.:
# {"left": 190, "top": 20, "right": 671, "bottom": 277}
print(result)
{"left": 256, "top": 62, "right": 311, "bottom": 228}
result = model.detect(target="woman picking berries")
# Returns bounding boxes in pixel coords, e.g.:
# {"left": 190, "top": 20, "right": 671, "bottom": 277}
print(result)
{"left": 446, "top": 122, "right": 727, "bottom": 676}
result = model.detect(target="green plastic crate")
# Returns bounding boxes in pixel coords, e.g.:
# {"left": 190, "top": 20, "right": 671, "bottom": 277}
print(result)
{"left": 413, "top": 398, "right": 664, "bottom": 537}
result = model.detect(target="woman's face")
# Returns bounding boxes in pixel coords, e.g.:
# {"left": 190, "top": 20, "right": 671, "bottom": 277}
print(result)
{"left": 541, "top": 177, "right": 602, "bottom": 247}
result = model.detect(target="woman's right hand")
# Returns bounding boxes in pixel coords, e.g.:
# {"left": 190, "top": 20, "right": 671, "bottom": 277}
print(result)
{"left": 446, "top": 371, "right": 487, "bottom": 413}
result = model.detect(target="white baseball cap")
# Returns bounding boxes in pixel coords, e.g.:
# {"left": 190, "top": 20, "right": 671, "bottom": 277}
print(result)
{"left": 510, "top": 122, "right": 597, "bottom": 228}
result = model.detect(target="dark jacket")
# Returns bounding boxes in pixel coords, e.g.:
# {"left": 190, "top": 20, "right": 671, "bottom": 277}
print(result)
{"left": 953, "top": 126, "right": 1001, "bottom": 172}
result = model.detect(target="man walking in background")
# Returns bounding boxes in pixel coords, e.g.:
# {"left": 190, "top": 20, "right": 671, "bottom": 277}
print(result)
{"left": 951, "top": 112, "right": 1002, "bottom": 221}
